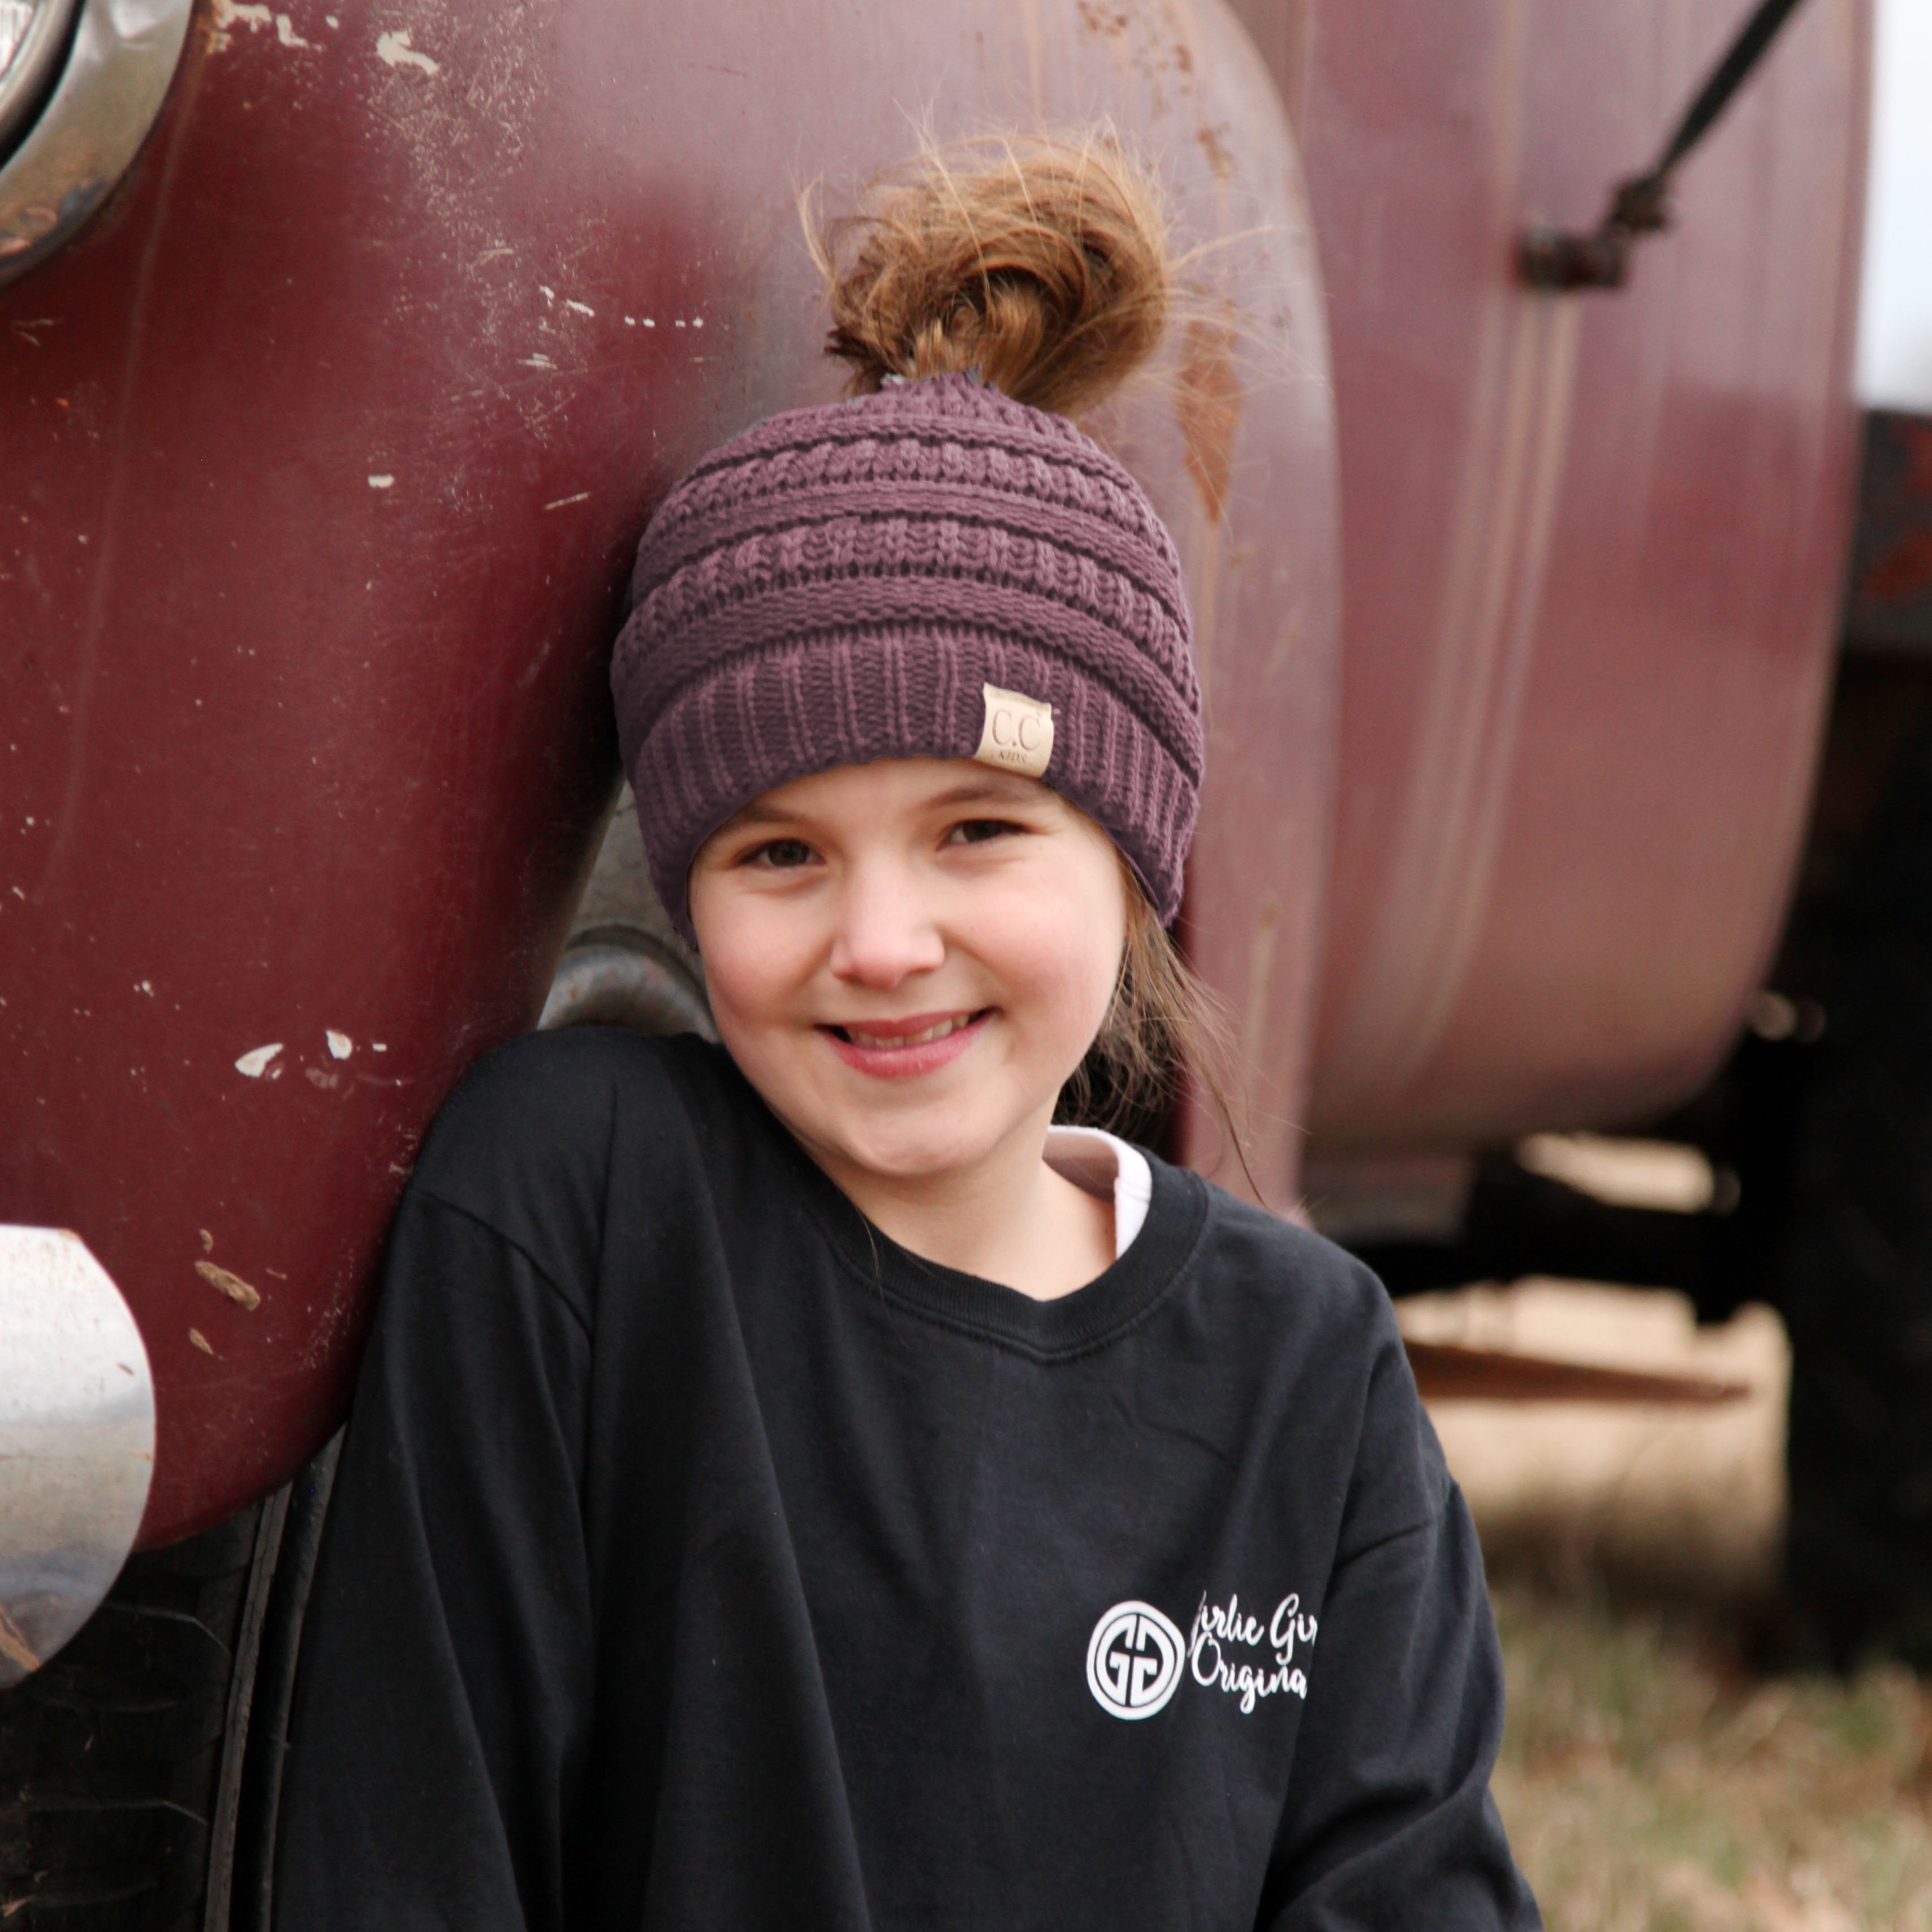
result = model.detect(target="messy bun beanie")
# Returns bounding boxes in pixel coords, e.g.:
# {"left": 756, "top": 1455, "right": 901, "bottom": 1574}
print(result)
{"left": 609, "top": 139, "right": 1204, "bottom": 943}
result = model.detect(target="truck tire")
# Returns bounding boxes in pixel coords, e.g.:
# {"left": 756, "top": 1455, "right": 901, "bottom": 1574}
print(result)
{"left": 0, "top": 1443, "right": 338, "bottom": 1931}
{"left": 0, "top": 1502, "right": 272, "bottom": 1929}
{"left": 1778, "top": 718, "right": 1932, "bottom": 1668}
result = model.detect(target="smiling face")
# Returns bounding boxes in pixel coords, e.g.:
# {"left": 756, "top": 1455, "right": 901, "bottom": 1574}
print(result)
{"left": 687, "top": 757, "right": 1130, "bottom": 1201}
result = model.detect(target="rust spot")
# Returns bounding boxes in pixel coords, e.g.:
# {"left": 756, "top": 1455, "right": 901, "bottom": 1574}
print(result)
{"left": 1176, "top": 319, "right": 1242, "bottom": 523}
{"left": 188, "top": 1328, "right": 214, "bottom": 1355}
{"left": 1195, "top": 124, "right": 1235, "bottom": 182}
{"left": 1863, "top": 529, "right": 1932, "bottom": 605}
{"left": 0, "top": 1607, "right": 41, "bottom": 1675}
{"left": 195, "top": 1260, "right": 261, "bottom": 1311}
{"left": 1902, "top": 415, "right": 1932, "bottom": 492}
{"left": 1075, "top": 0, "right": 1128, "bottom": 35}
{"left": 1173, "top": 41, "right": 1193, "bottom": 75}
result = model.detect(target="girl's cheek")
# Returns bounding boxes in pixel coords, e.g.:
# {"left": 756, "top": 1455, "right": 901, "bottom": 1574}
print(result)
{"left": 694, "top": 901, "right": 797, "bottom": 1028}
{"left": 993, "top": 904, "right": 1121, "bottom": 1052}
{"left": 715, "top": 950, "right": 799, "bottom": 1034}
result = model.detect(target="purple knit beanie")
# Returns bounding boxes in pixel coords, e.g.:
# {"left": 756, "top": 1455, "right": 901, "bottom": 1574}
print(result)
{"left": 610, "top": 371, "right": 1203, "bottom": 943}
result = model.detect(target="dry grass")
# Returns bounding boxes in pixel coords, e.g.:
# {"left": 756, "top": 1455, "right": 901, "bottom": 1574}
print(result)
{"left": 1407, "top": 1274, "right": 1932, "bottom": 1927}
{"left": 1491, "top": 1578, "right": 1932, "bottom": 1931}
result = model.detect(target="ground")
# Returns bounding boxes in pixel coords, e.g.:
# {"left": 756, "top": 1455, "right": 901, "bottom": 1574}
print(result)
{"left": 1492, "top": 1578, "right": 1932, "bottom": 1932}
{"left": 1408, "top": 1278, "right": 1932, "bottom": 1931}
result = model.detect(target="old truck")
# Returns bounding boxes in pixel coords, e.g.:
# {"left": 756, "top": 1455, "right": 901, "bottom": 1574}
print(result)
{"left": 0, "top": 0, "right": 1894, "bottom": 1922}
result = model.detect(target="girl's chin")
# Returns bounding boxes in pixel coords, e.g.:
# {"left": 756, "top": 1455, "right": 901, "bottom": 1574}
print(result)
{"left": 826, "top": 1125, "right": 999, "bottom": 1183}
{"left": 797, "top": 1103, "right": 1021, "bottom": 1188}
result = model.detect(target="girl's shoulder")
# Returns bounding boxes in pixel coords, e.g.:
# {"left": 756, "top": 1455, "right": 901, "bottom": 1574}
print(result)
{"left": 1174, "top": 1170, "right": 1449, "bottom": 1535}
{"left": 420, "top": 1025, "right": 738, "bottom": 1161}
{"left": 402, "top": 1027, "right": 759, "bottom": 1283}
{"left": 1183, "top": 1170, "right": 1403, "bottom": 1346}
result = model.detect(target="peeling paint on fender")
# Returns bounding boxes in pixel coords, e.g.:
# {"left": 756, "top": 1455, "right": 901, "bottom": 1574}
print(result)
{"left": 210, "top": 0, "right": 274, "bottom": 51}
{"left": 195, "top": 1260, "right": 262, "bottom": 1311}
{"left": 375, "top": 28, "right": 440, "bottom": 75}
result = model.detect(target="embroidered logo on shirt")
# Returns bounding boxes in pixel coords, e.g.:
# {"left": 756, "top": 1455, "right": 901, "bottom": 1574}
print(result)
{"left": 974, "top": 683, "right": 1054, "bottom": 778}
{"left": 1188, "top": 1593, "right": 1317, "bottom": 1713}
{"left": 1085, "top": 1601, "right": 1185, "bottom": 1719}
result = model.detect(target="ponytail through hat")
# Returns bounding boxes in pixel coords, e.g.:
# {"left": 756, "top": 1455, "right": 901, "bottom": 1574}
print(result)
{"left": 810, "top": 132, "right": 1171, "bottom": 420}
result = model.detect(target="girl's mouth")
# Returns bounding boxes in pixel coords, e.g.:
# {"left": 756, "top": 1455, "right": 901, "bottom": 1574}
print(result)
{"left": 820, "top": 1009, "right": 991, "bottom": 1078}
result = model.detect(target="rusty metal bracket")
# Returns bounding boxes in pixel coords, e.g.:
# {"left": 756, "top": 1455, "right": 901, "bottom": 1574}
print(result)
{"left": 1404, "top": 1338, "right": 1748, "bottom": 1405}
{"left": 1519, "top": 0, "right": 1810, "bottom": 292}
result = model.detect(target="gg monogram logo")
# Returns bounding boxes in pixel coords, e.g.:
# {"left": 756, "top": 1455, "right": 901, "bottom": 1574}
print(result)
{"left": 1085, "top": 1601, "right": 1184, "bottom": 1720}
{"left": 973, "top": 683, "right": 1055, "bottom": 778}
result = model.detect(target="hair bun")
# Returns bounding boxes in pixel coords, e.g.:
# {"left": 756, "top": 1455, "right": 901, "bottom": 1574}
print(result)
{"left": 811, "top": 132, "right": 1171, "bottom": 422}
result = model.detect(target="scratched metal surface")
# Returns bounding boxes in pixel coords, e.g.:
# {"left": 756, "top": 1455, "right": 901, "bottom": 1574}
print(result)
{"left": 0, "top": 0, "right": 1338, "bottom": 1540}
{"left": 1234, "top": 0, "right": 1868, "bottom": 1151}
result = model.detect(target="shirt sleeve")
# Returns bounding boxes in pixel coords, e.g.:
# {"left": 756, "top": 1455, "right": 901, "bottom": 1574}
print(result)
{"left": 274, "top": 1187, "right": 595, "bottom": 1932}
{"left": 1257, "top": 1347, "right": 1542, "bottom": 1931}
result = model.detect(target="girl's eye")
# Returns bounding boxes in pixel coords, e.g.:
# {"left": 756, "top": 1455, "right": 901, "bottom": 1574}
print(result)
{"left": 948, "top": 818, "right": 1021, "bottom": 846}
{"left": 749, "top": 838, "right": 817, "bottom": 869}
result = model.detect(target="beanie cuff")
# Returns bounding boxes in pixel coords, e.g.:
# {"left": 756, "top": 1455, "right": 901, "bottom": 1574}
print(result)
{"left": 626, "top": 622, "right": 1196, "bottom": 942}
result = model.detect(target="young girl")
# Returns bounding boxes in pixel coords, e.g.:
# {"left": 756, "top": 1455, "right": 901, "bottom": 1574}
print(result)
{"left": 276, "top": 138, "right": 1540, "bottom": 1931}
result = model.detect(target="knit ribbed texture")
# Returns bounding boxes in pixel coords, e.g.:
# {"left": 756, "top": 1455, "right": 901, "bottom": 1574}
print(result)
{"left": 611, "top": 373, "right": 1202, "bottom": 941}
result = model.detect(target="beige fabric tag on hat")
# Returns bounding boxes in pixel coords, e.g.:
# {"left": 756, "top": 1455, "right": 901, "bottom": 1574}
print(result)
{"left": 974, "top": 684, "right": 1055, "bottom": 778}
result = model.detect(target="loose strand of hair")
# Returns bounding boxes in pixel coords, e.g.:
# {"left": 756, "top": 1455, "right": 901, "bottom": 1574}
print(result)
{"left": 1055, "top": 876, "right": 1258, "bottom": 1200}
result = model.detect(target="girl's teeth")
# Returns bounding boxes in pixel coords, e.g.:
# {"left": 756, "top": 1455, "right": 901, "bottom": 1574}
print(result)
{"left": 847, "top": 1016, "right": 963, "bottom": 1049}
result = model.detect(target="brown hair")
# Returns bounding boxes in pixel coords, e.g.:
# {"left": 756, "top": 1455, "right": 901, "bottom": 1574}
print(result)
{"left": 1055, "top": 864, "right": 1252, "bottom": 1181}
{"left": 809, "top": 136, "right": 1248, "bottom": 1172}
{"left": 807, "top": 131, "right": 1172, "bottom": 421}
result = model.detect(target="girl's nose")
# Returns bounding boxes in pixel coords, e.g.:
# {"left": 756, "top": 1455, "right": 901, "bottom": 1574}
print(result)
{"left": 827, "top": 864, "right": 946, "bottom": 989}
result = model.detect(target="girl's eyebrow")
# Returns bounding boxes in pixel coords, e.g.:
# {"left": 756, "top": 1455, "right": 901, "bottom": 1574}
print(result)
{"left": 724, "top": 778, "right": 1043, "bottom": 830}
{"left": 718, "top": 797, "right": 818, "bottom": 834}
{"left": 924, "top": 779, "right": 1045, "bottom": 810}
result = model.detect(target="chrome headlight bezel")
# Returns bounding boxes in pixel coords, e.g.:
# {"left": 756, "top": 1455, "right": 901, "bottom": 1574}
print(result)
{"left": 0, "top": 0, "right": 194, "bottom": 290}
{"left": 0, "top": 0, "right": 80, "bottom": 161}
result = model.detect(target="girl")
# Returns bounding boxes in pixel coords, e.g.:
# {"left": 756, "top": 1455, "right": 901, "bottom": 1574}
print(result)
{"left": 277, "top": 137, "right": 1540, "bottom": 1931}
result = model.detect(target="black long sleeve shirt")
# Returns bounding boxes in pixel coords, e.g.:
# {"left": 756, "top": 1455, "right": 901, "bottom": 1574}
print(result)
{"left": 275, "top": 1027, "right": 1539, "bottom": 1930}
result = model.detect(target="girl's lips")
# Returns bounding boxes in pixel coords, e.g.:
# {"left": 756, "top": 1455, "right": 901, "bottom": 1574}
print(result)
{"left": 819, "top": 1009, "right": 990, "bottom": 1080}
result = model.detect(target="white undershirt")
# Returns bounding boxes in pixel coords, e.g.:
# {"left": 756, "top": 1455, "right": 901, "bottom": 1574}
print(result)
{"left": 1041, "top": 1125, "right": 1153, "bottom": 1260}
